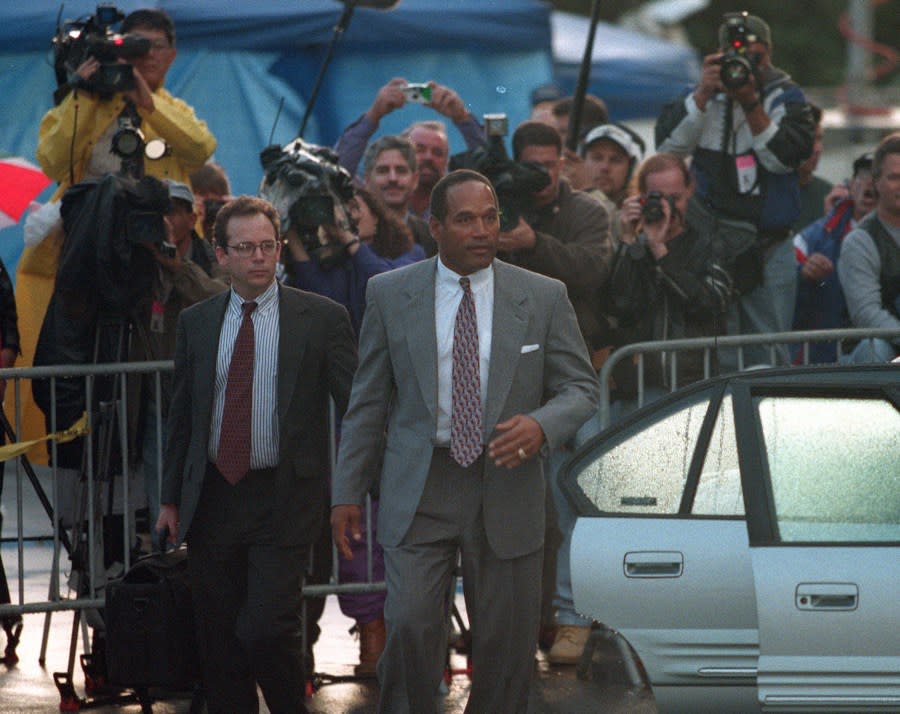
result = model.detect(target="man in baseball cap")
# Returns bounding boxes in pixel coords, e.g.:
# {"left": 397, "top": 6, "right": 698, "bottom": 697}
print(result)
{"left": 580, "top": 123, "right": 645, "bottom": 210}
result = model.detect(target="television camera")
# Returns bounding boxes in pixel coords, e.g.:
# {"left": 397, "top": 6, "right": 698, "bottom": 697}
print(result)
{"left": 259, "top": 139, "right": 356, "bottom": 266}
{"left": 449, "top": 113, "right": 550, "bottom": 232}
{"left": 52, "top": 3, "right": 150, "bottom": 101}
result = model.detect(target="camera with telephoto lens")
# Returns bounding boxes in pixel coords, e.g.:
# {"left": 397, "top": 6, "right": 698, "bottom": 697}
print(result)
{"left": 259, "top": 139, "right": 356, "bottom": 266}
{"left": 52, "top": 4, "right": 152, "bottom": 102}
{"left": 640, "top": 191, "right": 675, "bottom": 225}
{"left": 718, "top": 12, "right": 758, "bottom": 90}
{"left": 449, "top": 113, "right": 550, "bottom": 232}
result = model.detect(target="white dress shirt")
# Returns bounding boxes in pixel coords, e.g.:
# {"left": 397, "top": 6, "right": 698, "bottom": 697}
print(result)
{"left": 434, "top": 258, "right": 494, "bottom": 445}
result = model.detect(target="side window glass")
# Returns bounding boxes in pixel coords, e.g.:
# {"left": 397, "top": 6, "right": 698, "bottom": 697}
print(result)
{"left": 572, "top": 394, "right": 710, "bottom": 515}
{"left": 693, "top": 393, "right": 744, "bottom": 516}
{"left": 757, "top": 395, "right": 900, "bottom": 542}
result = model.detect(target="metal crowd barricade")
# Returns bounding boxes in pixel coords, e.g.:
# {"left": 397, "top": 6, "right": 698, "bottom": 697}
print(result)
{"left": 0, "top": 360, "right": 172, "bottom": 620}
{"left": 0, "top": 360, "right": 386, "bottom": 670}
{"left": 596, "top": 327, "right": 900, "bottom": 429}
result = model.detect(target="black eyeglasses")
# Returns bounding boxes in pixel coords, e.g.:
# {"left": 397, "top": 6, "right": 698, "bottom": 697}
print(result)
{"left": 225, "top": 240, "right": 280, "bottom": 257}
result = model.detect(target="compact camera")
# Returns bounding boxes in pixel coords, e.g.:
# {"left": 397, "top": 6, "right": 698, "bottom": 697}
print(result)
{"left": 402, "top": 83, "right": 432, "bottom": 104}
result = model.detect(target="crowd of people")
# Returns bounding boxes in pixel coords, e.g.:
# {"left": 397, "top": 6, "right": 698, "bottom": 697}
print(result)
{"left": 3, "top": 6, "right": 899, "bottom": 714}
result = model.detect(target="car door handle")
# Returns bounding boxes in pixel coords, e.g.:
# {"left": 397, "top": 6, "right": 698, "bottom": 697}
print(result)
{"left": 795, "top": 582, "right": 858, "bottom": 610}
{"left": 623, "top": 551, "right": 683, "bottom": 578}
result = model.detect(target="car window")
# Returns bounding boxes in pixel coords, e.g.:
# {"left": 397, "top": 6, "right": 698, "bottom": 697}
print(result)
{"left": 693, "top": 393, "right": 744, "bottom": 516}
{"left": 572, "top": 393, "right": 709, "bottom": 515}
{"left": 757, "top": 395, "right": 900, "bottom": 543}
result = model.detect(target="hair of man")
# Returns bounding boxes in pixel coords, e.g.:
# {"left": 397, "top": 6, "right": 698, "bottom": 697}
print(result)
{"left": 213, "top": 195, "right": 280, "bottom": 248}
{"left": 871, "top": 132, "right": 900, "bottom": 180}
{"left": 401, "top": 120, "right": 449, "bottom": 140}
{"left": 512, "top": 121, "right": 562, "bottom": 161}
{"left": 429, "top": 169, "right": 498, "bottom": 223}
{"left": 552, "top": 95, "right": 609, "bottom": 134}
{"left": 190, "top": 161, "right": 231, "bottom": 196}
{"left": 363, "top": 135, "right": 418, "bottom": 178}
{"left": 637, "top": 152, "right": 693, "bottom": 195}
{"left": 122, "top": 8, "right": 175, "bottom": 46}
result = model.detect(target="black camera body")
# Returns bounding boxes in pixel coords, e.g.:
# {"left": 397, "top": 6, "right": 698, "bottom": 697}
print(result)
{"left": 640, "top": 191, "right": 675, "bottom": 225}
{"left": 449, "top": 113, "right": 550, "bottom": 232}
{"left": 718, "top": 12, "right": 756, "bottom": 90}
{"left": 259, "top": 139, "right": 355, "bottom": 263}
{"left": 52, "top": 3, "right": 151, "bottom": 102}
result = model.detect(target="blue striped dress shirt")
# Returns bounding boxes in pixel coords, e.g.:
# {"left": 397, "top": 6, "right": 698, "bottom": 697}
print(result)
{"left": 209, "top": 280, "right": 281, "bottom": 468}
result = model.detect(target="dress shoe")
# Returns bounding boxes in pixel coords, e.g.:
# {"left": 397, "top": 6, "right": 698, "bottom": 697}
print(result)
{"left": 547, "top": 624, "right": 590, "bottom": 665}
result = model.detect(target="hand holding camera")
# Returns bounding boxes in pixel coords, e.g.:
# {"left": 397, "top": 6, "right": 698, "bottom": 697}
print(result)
{"left": 366, "top": 78, "right": 469, "bottom": 125}
{"left": 639, "top": 191, "right": 676, "bottom": 255}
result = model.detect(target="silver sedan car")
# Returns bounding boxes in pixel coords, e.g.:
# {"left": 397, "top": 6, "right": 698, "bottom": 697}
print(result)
{"left": 563, "top": 365, "right": 900, "bottom": 714}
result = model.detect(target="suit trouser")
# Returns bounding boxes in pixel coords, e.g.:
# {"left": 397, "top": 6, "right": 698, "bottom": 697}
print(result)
{"left": 188, "top": 463, "right": 309, "bottom": 714}
{"left": 378, "top": 449, "right": 542, "bottom": 714}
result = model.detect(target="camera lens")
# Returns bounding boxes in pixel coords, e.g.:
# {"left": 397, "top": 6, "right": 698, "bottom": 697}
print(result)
{"left": 111, "top": 127, "right": 143, "bottom": 158}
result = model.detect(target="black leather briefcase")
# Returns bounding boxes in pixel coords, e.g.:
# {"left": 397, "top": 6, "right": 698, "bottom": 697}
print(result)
{"left": 104, "top": 546, "right": 199, "bottom": 689}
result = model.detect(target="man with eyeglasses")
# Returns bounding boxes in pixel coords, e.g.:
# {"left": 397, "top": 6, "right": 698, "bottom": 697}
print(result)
{"left": 19, "top": 9, "right": 217, "bottom": 474}
{"left": 156, "top": 196, "right": 357, "bottom": 713}
{"left": 36, "top": 8, "right": 216, "bottom": 193}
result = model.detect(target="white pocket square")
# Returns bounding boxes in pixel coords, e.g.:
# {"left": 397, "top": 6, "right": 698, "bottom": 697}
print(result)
{"left": 520, "top": 344, "right": 541, "bottom": 354}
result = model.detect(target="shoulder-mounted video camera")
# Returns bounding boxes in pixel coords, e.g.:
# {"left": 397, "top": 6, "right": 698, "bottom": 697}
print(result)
{"left": 52, "top": 3, "right": 151, "bottom": 102}
{"left": 718, "top": 12, "right": 759, "bottom": 90}
{"left": 259, "top": 138, "right": 356, "bottom": 265}
{"left": 449, "top": 113, "right": 550, "bottom": 232}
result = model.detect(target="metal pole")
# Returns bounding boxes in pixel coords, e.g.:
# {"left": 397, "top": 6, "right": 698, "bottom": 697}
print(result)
{"left": 566, "top": 0, "right": 603, "bottom": 152}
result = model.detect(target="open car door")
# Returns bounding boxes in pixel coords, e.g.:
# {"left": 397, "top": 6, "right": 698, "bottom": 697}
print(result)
{"left": 736, "top": 376, "right": 900, "bottom": 713}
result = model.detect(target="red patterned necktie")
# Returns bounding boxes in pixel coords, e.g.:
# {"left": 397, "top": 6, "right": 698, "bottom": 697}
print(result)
{"left": 450, "top": 277, "right": 482, "bottom": 467}
{"left": 217, "top": 301, "right": 257, "bottom": 484}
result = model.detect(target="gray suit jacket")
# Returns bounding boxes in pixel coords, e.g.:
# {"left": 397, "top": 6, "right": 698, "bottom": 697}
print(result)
{"left": 333, "top": 257, "right": 600, "bottom": 559}
{"left": 162, "top": 284, "right": 357, "bottom": 546}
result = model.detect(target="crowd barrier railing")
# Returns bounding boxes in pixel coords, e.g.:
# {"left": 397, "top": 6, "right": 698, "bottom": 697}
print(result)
{"left": 596, "top": 327, "right": 900, "bottom": 429}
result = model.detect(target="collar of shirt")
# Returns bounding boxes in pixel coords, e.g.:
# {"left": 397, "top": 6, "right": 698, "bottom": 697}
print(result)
{"left": 227, "top": 280, "right": 279, "bottom": 318}
{"left": 435, "top": 257, "right": 493, "bottom": 296}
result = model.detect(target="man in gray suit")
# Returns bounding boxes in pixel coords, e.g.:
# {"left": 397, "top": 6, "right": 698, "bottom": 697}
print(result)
{"left": 157, "top": 196, "right": 357, "bottom": 713}
{"left": 331, "top": 169, "right": 600, "bottom": 712}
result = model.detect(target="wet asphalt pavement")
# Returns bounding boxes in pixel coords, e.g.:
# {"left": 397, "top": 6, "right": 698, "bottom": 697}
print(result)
{"left": 1, "top": 468, "right": 656, "bottom": 713}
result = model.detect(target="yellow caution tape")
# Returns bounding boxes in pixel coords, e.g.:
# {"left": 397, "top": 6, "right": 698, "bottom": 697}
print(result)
{"left": 0, "top": 412, "right": 90, "bottom": 462}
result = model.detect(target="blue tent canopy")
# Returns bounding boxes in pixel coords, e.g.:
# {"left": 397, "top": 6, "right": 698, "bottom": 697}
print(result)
{"left": 551, "top": 11, "right": 700, "bottom": 120}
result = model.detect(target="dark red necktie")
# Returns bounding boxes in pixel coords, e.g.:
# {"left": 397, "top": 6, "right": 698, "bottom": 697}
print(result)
{"left": 217, "top": 301, "right": 256, "bottom": 484}
{"left": 450, "top": 278, "right": 482, "bottom": 467}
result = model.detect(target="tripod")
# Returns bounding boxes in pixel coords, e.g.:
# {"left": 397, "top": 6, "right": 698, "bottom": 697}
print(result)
{"left": 52, "top": 313, "right": 150, "bottom": 711}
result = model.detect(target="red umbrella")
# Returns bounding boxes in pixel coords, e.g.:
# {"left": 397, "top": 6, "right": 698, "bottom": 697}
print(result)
{"left": 0, "top": 154, "right": 53, "bottom": 230}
